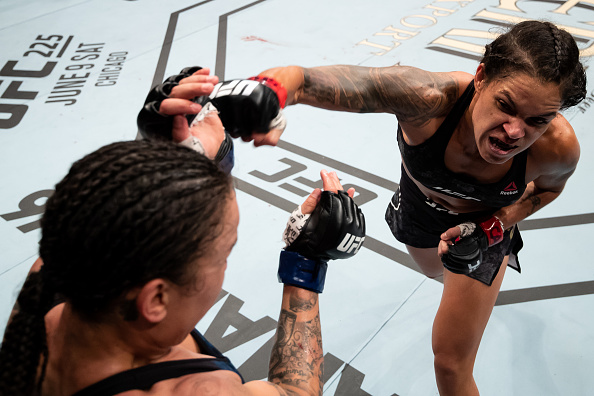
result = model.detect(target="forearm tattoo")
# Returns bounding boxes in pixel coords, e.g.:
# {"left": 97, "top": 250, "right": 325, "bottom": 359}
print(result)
{"left": 289, "top": 294, "right": 317, "bottom": 312}
{"left": 301, "top": 65, "right": 459, "bottom": 127}
{"left": 526, "top": 195, "right": 542, "bottom": 216}
{"left": 518, "top": 187, "right": 543, "bottom": 217}
{"left": 269, "top": 294, "right": 323, "bottom": 395}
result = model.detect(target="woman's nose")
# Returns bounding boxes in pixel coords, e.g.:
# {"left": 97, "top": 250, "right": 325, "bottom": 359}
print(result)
{"left": 503, "top": 117, "right": 525, "bottom": 139}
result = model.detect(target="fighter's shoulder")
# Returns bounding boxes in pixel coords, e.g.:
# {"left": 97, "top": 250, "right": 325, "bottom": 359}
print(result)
{"left": 379, "top": 67, "right": 469, "bottom": 93}
{"left": 530, "top": 114, "right": 580, "bottom": 174}
{"left": 125, "top": 369, "right": 248, "bottom": 396}
{"left": 390, "top": 70, "right": 471, "bottom": 127}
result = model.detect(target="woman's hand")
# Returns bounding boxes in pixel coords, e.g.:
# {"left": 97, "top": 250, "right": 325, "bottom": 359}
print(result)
{"left": 438, "top": 225, "right": 462, "bottom": 257}
{"left": 159, "top": 68, "right": 226, "bottom": 159}
{"left": 300, "top": 170, "right": 356, "bottom": 215}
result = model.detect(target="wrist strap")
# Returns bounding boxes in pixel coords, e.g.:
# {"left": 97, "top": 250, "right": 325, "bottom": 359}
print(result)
{"left": 478, "top": 216, "right": 504, "bottom": 246}
{"left": 248, "top": 76, "right": 288, "bottom": 108}
{"left": 278, "top": 250, "right": 327, "bottom": 293}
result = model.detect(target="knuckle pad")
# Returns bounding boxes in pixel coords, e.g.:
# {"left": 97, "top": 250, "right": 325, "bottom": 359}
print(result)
{"left": 441, "top": 227, "right": 487, "bottom": 274}
{"left": 288, "top": 191, "right": 365, "bottom": 261}
{"left": 209, "top": 83, "right": 280, "bottom": 138}
{"left": 179, "top": 66, "right": 202, "bottom": 76}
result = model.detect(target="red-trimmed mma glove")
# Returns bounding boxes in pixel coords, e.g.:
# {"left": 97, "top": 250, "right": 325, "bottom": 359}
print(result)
{"left": 193, "top": 75, "right": 288, "bottom": 138}
{"left": 278, "top": 190, "right": 366, "bottom": 293}
{"left": 441, "top": 216, "right": 505, "bottom": 275}
{"left": 136, "top": 66, "right": 234, "bottom": 173}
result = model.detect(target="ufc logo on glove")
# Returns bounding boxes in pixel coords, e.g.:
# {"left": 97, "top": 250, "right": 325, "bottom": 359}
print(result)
{"left": 337, "top": 234, "right": 365, "bottom": 254}
{"left": 209, "top": 80, "right": 260, "bottom": 98}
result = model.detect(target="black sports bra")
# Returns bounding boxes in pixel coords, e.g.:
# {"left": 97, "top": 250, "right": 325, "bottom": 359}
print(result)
{"left": 397, "top": 81, "right": 528, "bottom": 208}
{"left": 72, "top": 329, "right": 244, "bottom": 396}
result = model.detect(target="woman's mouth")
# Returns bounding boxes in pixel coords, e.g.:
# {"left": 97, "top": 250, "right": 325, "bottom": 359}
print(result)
{"left": 489, "top": 137, "right": 518, "bottom": 155}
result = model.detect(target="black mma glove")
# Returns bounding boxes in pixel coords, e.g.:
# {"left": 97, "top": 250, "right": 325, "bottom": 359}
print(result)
{"left": 194, "top": 75, "right": 287, "bottom": 138}
{"left": 137, "top": 66, "right": 201, "bottom": 141}
{"left": 441, "top": 216, "right": 505, "bottom": 275}
{"left": 277, "top": 190, "right": 366, "bottom": 293}
{"left": 136, "top": 66, "right": 235, "bottom": 173}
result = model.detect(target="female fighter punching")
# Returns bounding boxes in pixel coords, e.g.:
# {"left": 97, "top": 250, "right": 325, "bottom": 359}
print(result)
{"left": 201, "top": 20, "right": 586, "bottom": 395}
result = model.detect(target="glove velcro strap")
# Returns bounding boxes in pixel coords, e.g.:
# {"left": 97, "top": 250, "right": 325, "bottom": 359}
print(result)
{"left": 214, "top": 133, "right": 234, "bottom": 174}
{"left": 248, "top": 76, "right": 288, "bottom": 108}
{"left": 278, "top": 250, "right": 328, "bottom": 293}
{"left": 478, "top": 216, "right": 504, "bottom": 247}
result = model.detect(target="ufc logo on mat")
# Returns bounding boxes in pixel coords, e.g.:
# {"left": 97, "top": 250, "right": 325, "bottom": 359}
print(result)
{"left": 337, "top": 233, "right": 365, "bottom": 254}
{"left": 209, "top": 79, "right": 259, "bottom": 98}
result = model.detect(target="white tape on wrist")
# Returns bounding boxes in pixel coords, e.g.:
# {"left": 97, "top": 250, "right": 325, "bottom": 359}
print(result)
{"left": 180, "top": 102, "right": 221, "bottom": 154}
{"left": 282, "top": 205, "right": 310, "bottom": 248}
{"left": 269, "top": 109, "right": 287, "bottom": 132}
{"left": 179, "top": 136, "right": 205, "bottom": 154}
{"left": 457, "top": 221, "right": 477, "bottom": 237}
{"left": 190, "top": 101, "right": 220, "bottom": 127}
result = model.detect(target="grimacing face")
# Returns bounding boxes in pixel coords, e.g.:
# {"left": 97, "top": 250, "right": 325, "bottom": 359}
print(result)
{"left": 471, "top": 66, "right": 562, "bottom": 164}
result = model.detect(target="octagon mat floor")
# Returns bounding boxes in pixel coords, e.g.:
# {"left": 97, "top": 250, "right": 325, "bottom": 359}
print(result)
{"left": 0, "top": 1, "right": 593, "bottom": 395}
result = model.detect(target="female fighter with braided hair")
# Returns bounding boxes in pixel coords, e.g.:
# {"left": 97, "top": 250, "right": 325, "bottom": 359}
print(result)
{"left": 0, "top": 69, "right": 365, "bottom": 395}
{"left": 244, "top": 20, "right": 587, "bottom": 395}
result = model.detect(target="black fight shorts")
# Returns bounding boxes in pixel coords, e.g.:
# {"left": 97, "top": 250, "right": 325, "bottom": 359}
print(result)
{"left": 385, "top": 168, "right": 522, "bottom": 286}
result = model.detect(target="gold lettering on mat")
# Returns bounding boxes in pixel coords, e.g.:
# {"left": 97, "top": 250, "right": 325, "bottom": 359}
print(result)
{"left": 356, "top": 0, "right": 474, "bottom": 55}
{"left": 357, "top": 0, "right": 594, "bottom": 57}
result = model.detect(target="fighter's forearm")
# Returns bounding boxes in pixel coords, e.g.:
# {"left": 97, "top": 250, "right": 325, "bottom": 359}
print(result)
{"left": 268, "top": 285, "right": 323, "bottom": 396}
{"left": 494, "top": 182, "right": 562, "bottom": 229}
{"left": 260, "top": 65, "right": 459, "bottom": 124}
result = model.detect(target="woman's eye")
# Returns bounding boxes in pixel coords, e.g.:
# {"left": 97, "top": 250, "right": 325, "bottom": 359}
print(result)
{"left": 527, "top": 118, "right": 548, "bottom": 126}
{"left": 497, "top": 100, "right": 511, "bottom": 112}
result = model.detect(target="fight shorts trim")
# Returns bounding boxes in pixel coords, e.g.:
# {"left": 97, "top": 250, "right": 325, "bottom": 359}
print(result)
{"left": 385, "top": 166, "right": 522, "bottom": 286}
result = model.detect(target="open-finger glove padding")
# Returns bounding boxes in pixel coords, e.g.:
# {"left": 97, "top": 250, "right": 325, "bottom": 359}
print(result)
{"left": 441, "top": 223, "right": 488, "bottom": 275}
{"left": 137, "top": 66, "right": 202, "bottom": 141}
{"left": 137, "top": 66, "right": 235, "bottom": 174}
{"left": 193, "top": 77, "right": 286, "bottom": 138}
{"left": 287, "top": 190, "right": 366, "bottom": 261}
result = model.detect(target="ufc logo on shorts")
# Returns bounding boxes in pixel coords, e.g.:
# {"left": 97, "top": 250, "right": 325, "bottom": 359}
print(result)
{"left": 468, "top": 259, "right": 480, "bottom": 273}
{"left": 337, "top": 233, "right": 365, "bottom": 254}
{"left": 209, "top": 79, "right": 259, "bottom": 98}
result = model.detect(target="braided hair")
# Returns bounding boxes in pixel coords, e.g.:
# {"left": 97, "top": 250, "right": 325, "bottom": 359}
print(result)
{"left": 0, "top": 139, "right": 233, "bottom": 395}
{"left": 481, "top": 20, "right": 587, "bottom": 110}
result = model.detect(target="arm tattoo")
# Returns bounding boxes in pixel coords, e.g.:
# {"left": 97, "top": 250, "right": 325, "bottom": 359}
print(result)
{"left": 301, "top": 65, "right": 459, "bottom": 127}
{"left": 527, "top": 196, "right": 542, "bottom": 216}
{"left": 517, "top": 186, "right": 543, "bottom": 218}
{"left": 289, "top": 294, "right": 316, "bottom": 312}
{"left": 269, "top": 294, "right": 323, "bottom": 395}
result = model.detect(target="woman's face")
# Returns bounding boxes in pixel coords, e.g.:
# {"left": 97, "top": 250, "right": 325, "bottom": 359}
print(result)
{"left": 169, "top": 190, "right": 240, "bottom": 336}
{"left": 471, "top": 67, "right": 562, "bottom": 164}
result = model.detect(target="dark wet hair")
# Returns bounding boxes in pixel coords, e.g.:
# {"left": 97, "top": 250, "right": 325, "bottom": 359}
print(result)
{"left": 481, "top": 20, "right": 587, "bottom": 110}
{"left": 0, "top": 139, "right": 233, "bottom": 395}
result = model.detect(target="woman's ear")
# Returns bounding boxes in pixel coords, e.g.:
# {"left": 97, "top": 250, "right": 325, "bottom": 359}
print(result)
{"left": 136, "top": 279, "right": 170, "bottom": 324}
{"left": 475, "top": 64, "right": 486, "bottom": 91}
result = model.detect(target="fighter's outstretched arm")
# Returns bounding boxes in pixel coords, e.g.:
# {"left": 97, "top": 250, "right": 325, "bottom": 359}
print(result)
{"left": 259, "top": 65, "right": 462, "bottom": 125}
